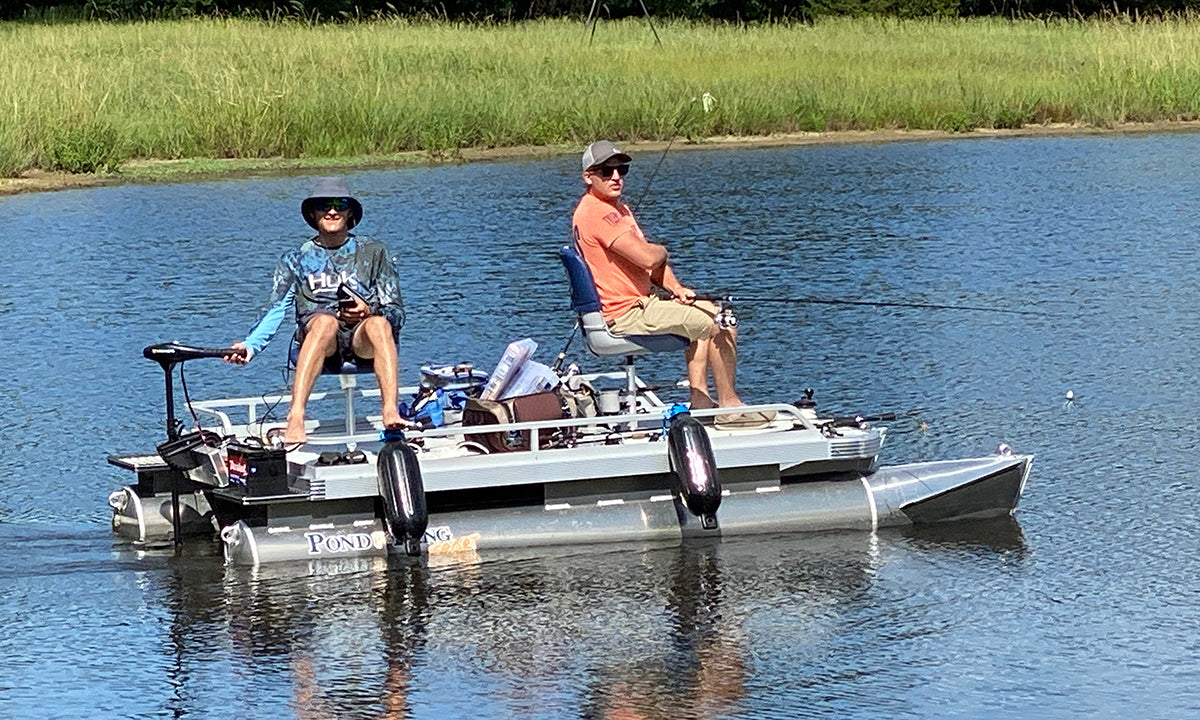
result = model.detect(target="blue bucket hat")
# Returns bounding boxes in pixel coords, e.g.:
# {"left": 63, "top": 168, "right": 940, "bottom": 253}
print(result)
{"left": 300, "top": 177, "right": 363, "bottom": 230}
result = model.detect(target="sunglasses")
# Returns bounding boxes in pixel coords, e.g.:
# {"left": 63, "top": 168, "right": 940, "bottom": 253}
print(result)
{"left": 590, "top": 164, "right": 630, "bottom": 179}
{"left": 317, "top": 198, "right": 352, "bottom": 212}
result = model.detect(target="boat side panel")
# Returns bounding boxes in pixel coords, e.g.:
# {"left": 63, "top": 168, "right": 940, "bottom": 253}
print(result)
{"left": 222, "top": 519, "right": 390, "bottom": 565}
{"left": 420, "top": 472, "right": 874, "bottom": 554}
{"left": 300, "top": 427, "right": 878, "bottom": 499}
{"left": 424, "top": 498, "right": 687, "bottom": 552}
{"left": 715, "top": 480, "right": 874, "bottom": 535}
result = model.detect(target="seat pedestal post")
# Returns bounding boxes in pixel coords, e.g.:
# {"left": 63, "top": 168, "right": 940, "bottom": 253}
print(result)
{"left": 339, "top": 374, "right": 358, "bottom": 434}
{"left": 623, "top": 355, "right": 638, "bottom": 414}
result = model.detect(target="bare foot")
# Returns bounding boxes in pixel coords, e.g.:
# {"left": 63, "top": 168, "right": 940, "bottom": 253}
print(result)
{"left": 382, "top": 407, "right": 403, "bottom": 429}
{"left": 689, "top": 390, "right": 717, "bottom": 410}
{"left": 283, "top": 415, "right": 307, "bottom": 444}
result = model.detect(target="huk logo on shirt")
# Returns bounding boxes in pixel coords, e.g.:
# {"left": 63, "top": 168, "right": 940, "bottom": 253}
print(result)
{"left": 306, "top": 271, "right": 354, "bottom": 294}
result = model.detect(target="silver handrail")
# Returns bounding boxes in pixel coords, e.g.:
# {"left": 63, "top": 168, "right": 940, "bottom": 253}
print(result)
{"left": 299, "top": 403, "right": 812, "bottom": 449}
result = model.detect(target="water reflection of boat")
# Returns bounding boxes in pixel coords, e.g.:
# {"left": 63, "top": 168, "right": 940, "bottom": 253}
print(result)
{"left": 900, "top": 514, "right": 1028, "bottom": 554}
{"left": 147, "top": 526, "right": 1029, "bottom": 718}
{"left": 106, "top": 334, "right": 1031, "bottom": 566}
{"left": 153, "top": 553, "right": 429, "bottom": 718}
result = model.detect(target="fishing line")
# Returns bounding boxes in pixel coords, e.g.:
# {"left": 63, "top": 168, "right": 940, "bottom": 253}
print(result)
{"left": 633, "top": 92, "right": 715, "bottom": 214}
{"left": 694, "top": 294, "right": 1049, "bottom": 317}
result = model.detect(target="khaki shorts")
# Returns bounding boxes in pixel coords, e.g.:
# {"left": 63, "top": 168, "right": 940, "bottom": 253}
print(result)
{"left": 608, "top": 295, "right": 717, "bottom": 342}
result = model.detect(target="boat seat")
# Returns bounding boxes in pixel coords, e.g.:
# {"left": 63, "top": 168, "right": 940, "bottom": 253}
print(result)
{"left": 560, "top": 245, "right": 688, "bottom": 412}
{"left": 559, "top": 245, "right": 689, "bottom": 357}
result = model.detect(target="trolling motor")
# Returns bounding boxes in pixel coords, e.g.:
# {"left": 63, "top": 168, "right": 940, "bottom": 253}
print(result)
{"left": 143, "top": 342, "right": 240, "bottom": 547}
{"left": 144, "top": 342, "right": 241, "bottom": 439}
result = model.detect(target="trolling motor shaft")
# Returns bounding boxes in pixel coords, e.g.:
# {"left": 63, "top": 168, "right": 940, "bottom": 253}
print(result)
{"left": 142, "top": 341, "right": 239, "bottom": 549}
{"left": 143, "top": 342, "right": 239, "bottom": 439}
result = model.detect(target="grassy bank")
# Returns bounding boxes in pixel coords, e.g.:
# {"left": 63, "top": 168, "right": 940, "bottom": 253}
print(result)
{"left": 4, "top": 16, "right": 1200, "bottom": 178}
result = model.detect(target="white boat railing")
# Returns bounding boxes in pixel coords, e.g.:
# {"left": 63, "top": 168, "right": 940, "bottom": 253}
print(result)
{"left": 187, "top": 371, "right": 681, "bottom": 440}
{"left": 187, "top": 390, "right": 818, "bottom": 453}
{"left": 296, "top": 402, "right": 815, "bottom": 450}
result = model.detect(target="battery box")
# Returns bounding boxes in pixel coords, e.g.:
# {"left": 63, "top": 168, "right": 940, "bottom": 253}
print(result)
{"left": 226, "top": 442, "right": 289, "bottom": 497}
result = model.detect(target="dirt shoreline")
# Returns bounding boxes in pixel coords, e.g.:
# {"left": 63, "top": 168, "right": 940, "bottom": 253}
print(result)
{"left": 6, "top": 121, "right": 1199, "bottom": 196}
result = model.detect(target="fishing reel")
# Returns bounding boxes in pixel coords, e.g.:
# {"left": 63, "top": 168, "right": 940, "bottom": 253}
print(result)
{"left": 693, "top": 293, "right": 737, "bottom": 329}
{"left": 714, "top": 302, "right": 738, "bottom": 329}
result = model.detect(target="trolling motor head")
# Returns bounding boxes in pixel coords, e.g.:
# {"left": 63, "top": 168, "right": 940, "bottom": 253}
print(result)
{"left": 143, "top": 342, "right": 240, "bottom": 441}
{"left": 143, "top": 342, "right": 239, "bottom": 371}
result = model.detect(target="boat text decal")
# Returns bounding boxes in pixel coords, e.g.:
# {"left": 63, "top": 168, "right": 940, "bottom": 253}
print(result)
{"left": 304, "top": 530, "right": 387, "bottom": 555}
{"left": 424, "top": 525, "right": 481, "bottom": 555}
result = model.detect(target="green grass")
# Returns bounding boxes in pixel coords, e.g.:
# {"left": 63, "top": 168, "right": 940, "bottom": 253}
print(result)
{"left": 5, "top": 15, "right": 1200, "bottom": 176}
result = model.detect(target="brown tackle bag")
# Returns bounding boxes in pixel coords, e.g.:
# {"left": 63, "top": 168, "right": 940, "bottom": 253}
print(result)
{"left": 462, "top": 391, "right": 565, "bottom": 453}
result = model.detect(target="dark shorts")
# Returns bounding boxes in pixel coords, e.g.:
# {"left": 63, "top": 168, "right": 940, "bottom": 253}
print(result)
{"left": 296, "top": 310, "right": 374, "bottom": 373}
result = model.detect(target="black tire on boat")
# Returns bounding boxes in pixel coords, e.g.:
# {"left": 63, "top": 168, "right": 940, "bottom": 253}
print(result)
{"left": 667, "top": 413, "right": 721, "bottom": 528}
{"left": 377, "top": 440, "right": 429, "bottom": 555}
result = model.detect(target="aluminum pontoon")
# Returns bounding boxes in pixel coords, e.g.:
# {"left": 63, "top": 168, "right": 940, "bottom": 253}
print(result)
{"left": 107, "top": 342, "right": 1030, "bottom": 566}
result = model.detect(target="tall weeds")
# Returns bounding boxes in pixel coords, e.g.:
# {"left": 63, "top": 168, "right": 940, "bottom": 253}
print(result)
{"left": 4, "top": 16, "right": 1200, "bottom": 175}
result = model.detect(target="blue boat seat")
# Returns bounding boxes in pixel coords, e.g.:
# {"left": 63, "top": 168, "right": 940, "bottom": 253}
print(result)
{"left": 559, "top": 245, "right": 688, "bottom": 357}
{"left": 560, "top": 245, "right": 688, "bottom": 414}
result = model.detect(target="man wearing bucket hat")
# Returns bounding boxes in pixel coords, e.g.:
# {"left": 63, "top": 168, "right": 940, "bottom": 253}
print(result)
{"left": 572, "top": 141, "right": 773, "bottom": 430}
{"left": 225, "top": 177, "right": 406, "bottom": 444}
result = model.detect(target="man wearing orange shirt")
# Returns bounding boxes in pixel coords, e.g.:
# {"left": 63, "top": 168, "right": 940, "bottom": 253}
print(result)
{"left": 571, "top": 140, "right": 772, "bottom": 429}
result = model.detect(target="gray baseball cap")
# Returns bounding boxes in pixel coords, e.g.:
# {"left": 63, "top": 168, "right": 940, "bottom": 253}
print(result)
{"left": 581, "top": 140, "right": 632, "bottom": 171}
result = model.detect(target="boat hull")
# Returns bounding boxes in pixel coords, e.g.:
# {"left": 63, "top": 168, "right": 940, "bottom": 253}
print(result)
{"left": 209, "top": 453, "right": 1031, "bottom": 565}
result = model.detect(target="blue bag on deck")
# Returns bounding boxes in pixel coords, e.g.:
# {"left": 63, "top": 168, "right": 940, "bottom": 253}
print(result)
{"left": 400, "top": 363, "right": 488, "bottom": 428}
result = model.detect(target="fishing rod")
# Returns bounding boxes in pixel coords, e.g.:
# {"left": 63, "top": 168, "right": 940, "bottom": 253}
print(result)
{"left": 551, "top": 321, "right": 579, "bottom": 373}
{"left": 693, "top": 294, "right": 1048, "bottom": 317}
{"left": 633, "top": 92, "right": 715, "bottom": 214}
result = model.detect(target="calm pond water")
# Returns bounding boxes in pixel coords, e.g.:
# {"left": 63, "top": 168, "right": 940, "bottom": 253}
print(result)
{"left": 4, "top": 133, "right": 1200, "bottom": 719}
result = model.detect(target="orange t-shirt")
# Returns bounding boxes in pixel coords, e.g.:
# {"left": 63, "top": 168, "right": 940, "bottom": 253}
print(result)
{"left": 572, "top": 192, "right": 653, "bottom": 321}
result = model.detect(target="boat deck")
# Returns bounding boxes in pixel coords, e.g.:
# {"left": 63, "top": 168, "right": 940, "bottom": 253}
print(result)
{"left": 113, "top": 370, "right": 883, "bottom": 502}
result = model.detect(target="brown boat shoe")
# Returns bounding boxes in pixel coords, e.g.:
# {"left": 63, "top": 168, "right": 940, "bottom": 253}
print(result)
{"left": 713, "top": 410, "right": 777, "bottom": 431}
